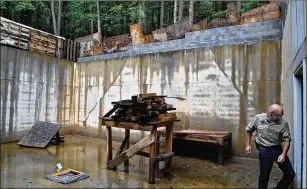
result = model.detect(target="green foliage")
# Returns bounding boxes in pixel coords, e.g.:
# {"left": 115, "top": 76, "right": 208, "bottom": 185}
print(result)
{"left": 14, "top": 1, "right": 36, "bottom": 12}
{"left": 102, "top": 2, "right": 138, "bottom": 36}
{"left": 212, "top": 10, "right": 227, "bottom": 19}
{"left": 0, "top": 1, "right": 6, "bottom": 10}
{"left": 127, "top": 6, "right": 139, "bottom": 24}
{"left": 194, "top": 1, "right": 214, "bottom": 22}
{"left": 1, "top": 1, "right": 269, "bottom": 39}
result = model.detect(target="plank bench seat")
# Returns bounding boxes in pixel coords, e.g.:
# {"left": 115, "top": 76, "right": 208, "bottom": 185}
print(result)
{"left": 157, "top": 129, "right": 232, "bottom": 165}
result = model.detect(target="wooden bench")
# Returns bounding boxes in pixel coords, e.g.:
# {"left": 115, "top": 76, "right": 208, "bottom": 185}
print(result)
{"left": 157, "top": 129, "right": 232, "bottom": 165}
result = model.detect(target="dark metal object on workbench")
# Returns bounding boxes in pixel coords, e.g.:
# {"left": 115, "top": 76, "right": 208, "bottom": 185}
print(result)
{"left": 103, "top": 94, "right": 178, "bottom": 124}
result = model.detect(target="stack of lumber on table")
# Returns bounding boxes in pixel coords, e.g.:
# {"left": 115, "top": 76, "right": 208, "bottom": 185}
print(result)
{"left": 157, "top": 129, "right": 232, "bottom": 165}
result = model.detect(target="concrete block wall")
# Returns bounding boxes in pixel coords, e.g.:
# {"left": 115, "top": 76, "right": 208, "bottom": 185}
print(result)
{"left": 78, "top": 20, "right": 281, "bottom": 62}
{"left": 1, "top": 46, "right": 75, "bottom": 143}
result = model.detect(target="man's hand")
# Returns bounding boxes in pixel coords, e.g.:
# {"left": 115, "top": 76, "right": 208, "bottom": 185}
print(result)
{"left": 277, "top": 154, "right": 286, "bottom": 163}
{"left": 246, "top": 145, "right": 252, "bottom": 154}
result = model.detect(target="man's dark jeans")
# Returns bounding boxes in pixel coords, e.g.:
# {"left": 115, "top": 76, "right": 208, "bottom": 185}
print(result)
{"left": 258, "top": 145, "right": 295, "bottom": 189}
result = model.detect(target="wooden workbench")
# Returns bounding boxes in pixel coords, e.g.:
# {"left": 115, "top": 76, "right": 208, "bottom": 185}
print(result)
{"left": 158, "top": 129, "right": 232, "bottom": 165}
{"left": 100, "top": 117, "right": 179, "bottom": 184}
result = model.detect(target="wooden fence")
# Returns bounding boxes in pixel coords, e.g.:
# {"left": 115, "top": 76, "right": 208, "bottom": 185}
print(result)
{"left": 1, "top": 17, "right": 79, "bottom": 62}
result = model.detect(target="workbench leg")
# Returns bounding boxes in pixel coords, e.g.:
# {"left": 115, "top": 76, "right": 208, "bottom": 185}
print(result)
{"left": 149, "top": 128, "right": 157, "bottom": 184}
{"left": 124, "top": 129, "right": 130, "bottom": 166}
{"left": 156, "top": 133, "right": 160, "bottom": 155}
{"left": 155, "top": 133, "right": 160, "bottom": 170}
{"left": 106, "top": 126, "right": 113, "bottom": 163}
{"left": 217, "top": 138, "right": 224, "bottom": 165}
{"left": 228, "top": 134, "right": 232, "bottom": 158}
{"left": 164, "top": 124, "right": 173, "bottom": 173}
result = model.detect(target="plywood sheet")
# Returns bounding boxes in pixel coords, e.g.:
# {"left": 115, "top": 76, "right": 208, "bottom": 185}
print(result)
{"left": 17, "top": 121, "right": 61, "bottom": 148}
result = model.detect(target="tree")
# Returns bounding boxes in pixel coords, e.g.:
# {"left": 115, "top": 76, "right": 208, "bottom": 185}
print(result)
{"left": 139, "top": 1, "right": 146, "bottom": 32}
{"left": 50, "top": 0, "right": 62, "bottom": 36}
{"left": 189, "top": 1, "right": 194, "bottom": 26}
{"left": 90, "top": 5, "right": 94, "bottom": 33}
{"left": 57, "top": 0, "right": 62, "bottom": 35}
{"left": 97, "top": 1, "right": 101, "bottom": 42}
{"left": 160, "top": 0, "right": 164, "bottom": 28}
{"left": 178, "top": 0, "right": 183, "bottom": 21}
{"left": 173, "top": 1, "right": 177, "bottom": 23}
{"left": 51, "top": 0, "right": 57, "bottom": 35}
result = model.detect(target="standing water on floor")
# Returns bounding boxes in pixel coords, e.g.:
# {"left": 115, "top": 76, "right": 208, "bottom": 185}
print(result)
{"left": 1, "top": 135, "right": 282, "bottom": 188}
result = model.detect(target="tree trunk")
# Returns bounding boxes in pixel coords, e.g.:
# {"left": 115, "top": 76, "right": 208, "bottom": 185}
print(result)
{"left": 62, "top": 1, "right": 67, "bottom": 37}
{"left": 51, "top": 0, "right": 57, "bottom": 35}
{"left": 91, "top": 8, "right": 94, "bottom": 33}
{"left": 97, "top": 0, "right": 101, "bottom": 42}
{"left": 27, "top": 9, "right": 32, "bottom": 26}
{"left": 173, "top": 1, "right": 177, "bottom": 23}
{"left": 189, "top": 1, "right": 194, "bottom": 26}
{"left": 139, "top": 1, "right": 146, "bottom": 33}
{"left": 160, "top": 0, "right": 164, "bottom": 28}
{"left": 57, "top": 0, "right": 62, "bottom": 36}
{"left": 178, "top": 0, "right": 183, "bottom": 21}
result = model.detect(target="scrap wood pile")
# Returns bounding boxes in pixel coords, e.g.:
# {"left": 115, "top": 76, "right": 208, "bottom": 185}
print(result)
{"left": 241, "top": 1, "right": 280, "bottom": 24}
{"left": 103, "top": 93, "right": 183, "bottom": 125}
{"left": 1, "top": 17, "right": 80, "bottom": 62}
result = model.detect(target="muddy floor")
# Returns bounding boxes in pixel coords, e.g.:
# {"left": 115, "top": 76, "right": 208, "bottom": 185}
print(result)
{"left": 1, "top": 135, "right": 283, "bottom": 188}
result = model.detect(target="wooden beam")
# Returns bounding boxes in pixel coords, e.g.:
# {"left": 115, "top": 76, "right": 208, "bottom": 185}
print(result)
{"left": 103, "top": 105, "right": 119, "bottom": 117}
{"left": 106, "top": 126, "right": 112, "bottom": 162}
{"left": 115, "top": 133, "right": 129, "bottom": 157}
{"left": 107, "top": 132, "right": 155, "bottom": 169}
{"left": 136, "top": 150, "right": 150, "bottom": 157}
{"left": 154, "top": 152, "right": 174, "bottom": 163}
{"left": 124, "top": 129, "right": 130, "bottom": 165}
{"left": 102, "top": 120, "right": 153, "bottom": 131}
{"left": 164, "top": 123, "right": 173, "bottom": 172}
{"left": 149, "top": 129, "right": 157, "bottom": 184}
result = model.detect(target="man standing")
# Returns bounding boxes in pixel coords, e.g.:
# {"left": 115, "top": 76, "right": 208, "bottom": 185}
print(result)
{"left": 245, "top": 104, "right": 295, "bottom": 189}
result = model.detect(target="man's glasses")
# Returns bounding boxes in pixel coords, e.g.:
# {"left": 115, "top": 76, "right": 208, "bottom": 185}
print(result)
{"left": 270, "top": 112, "right": 283, "bottom": 117}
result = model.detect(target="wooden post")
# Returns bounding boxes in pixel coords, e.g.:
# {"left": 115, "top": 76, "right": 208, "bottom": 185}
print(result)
{"left": 149, "top": 127, "right": 157, "bottom": 184}
{"left": 73, "top": 41, "right": 76, "bottom": 62}
{"left": 164, "top": 123, "right": 173, "bottom": 172}
{"left": 115, "top": 134, "right": 129, "bottom": 157}
{"left": 55, "top": 37, "right": 58, "bottom": 58}
{"left": 28, "top": 30, "right": 31, "bottom": 51}
{"left": 155, "top": 132, "right": 160, "bottom": 170}
{"left": 71, "top": 40, "right": 74, "bottom": 61}
{"left": 17, "top": 26, "right": 21, "bottom": 48}
{"left": 156, "top": 133, "right": 160, "bottom": 154}
{"left": 217, "top": 138, "right": 224, "bottom": 165}
{"left": 124, "top": 129, "right": 130, "bottom": 166}
{"left": 66, "top": 39, "right": 69, "bottom": 60}
{"left": 106, "top": 126, "right": 112, "bottom": 162}
{"left": 63, "top": 39, "right": 67, "bottom": 59}
{"left": 228, "top": 134, "right": 232, "bottom": 158}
